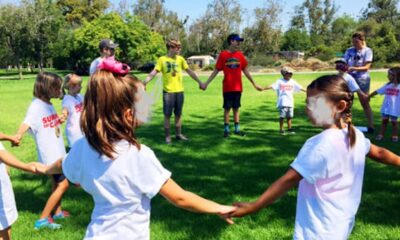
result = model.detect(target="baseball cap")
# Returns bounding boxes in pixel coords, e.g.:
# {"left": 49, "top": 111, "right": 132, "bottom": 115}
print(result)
{"left": 281, "top": 66, "right": 294, "bottom": 75}
{"left": 99, "top": 39, "right": 118, "bottom": 49}
{"left": 227, "top": 33, "right": 244, "bottom": 42}
{"left": 334, "top": 58, "right": 347, "bottom": 64}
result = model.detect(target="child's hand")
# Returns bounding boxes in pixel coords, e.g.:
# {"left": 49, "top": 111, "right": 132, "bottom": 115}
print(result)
{"left": 28, "top": 162, "right": 47, "bottom": 174}
{"left": 230, "top": 201, "right": 257, "bottom": 218}
{"left": 12, "top": 134, "right": 22, "bottom": 146}
{"left": 216, "top": 205, "right": 236, "bottom": 224}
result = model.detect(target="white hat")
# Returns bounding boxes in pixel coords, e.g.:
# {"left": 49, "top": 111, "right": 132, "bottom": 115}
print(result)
{"left": 281, "top": 66, "right": 294, "bottom": 75}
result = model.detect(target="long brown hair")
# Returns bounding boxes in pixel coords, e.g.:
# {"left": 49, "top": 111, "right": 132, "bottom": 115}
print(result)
{"left": 33, "top": 72, "right": 62, "bottom": 101}
{"left": 81, "top": 70, "right": 141, "bottom": 158}
{"left": 307, "top": 75, "right": 356, "bottom": 147}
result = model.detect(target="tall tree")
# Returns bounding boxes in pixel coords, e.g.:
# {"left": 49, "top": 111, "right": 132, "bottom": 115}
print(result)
{"left": 56, "top": 0, "right": 109, "bottom": 25}
{"left": 241, "top": 0, "right": 282, "bottom": 55}
{"left": 362, "top": 0, "right": 399, "bottom": 24}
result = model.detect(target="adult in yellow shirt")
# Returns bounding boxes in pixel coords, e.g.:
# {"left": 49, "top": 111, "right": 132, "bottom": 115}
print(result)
{"left": 144, "top": 39, "right": 205, "bottom": 144}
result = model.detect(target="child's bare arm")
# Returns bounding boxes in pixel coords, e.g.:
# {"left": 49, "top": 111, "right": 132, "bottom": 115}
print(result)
{"left": 368, "top": 144, "right": 400, "bottom": 166}
{"left": 59, "top": 108, "right": 68, "bottom": 124}
{"left": 0, "top": 132, "right": 19, "bottom": 145}
{"left": 230, "top": 168, "right": 302, "bottom": 217}
{"left": 42, "top": 158, "right": 63, "bottom": 175}
{"left": 263, "top": 86, "right": 273, "bottom": 91}
{"left": 159, "top": 178, "right": 236, "bottom": 224}
{"left": 14, "top": 123, "right": 30, "bottom": 145}
{"left": 0, "top": 150, "right": 36, "bottom": 173}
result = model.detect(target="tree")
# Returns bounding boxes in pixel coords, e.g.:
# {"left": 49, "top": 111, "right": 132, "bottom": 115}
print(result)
{"left": 187, "top": 0, "right": 242, "bottom": 55}
{"left": 280, "top": 28, "right": 312, "bottom": 51}
{"left": 362, "top": 0, "right": 399, "bottom": 24}
{"left": 241, "top": 0, "right": 282, "bottom": 56}
{"left": 56, "top": 0, "right": 109, "bottom": 25}
{"left": 69, "top": 12, "right": 165, "bottom": 74}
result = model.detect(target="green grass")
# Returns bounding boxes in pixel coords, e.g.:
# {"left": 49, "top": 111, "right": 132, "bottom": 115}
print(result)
{"left": 1, "top": 70, "right": 399, "bottom": 239}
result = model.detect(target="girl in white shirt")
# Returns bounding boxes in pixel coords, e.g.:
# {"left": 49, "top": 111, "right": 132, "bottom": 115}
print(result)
{"left": 230, "top": 75, "right": 400, "bottom": 240}
{"left": 14, "top": 72, "right": 69, "bottom": 230}
{"left": 60, "top": 73, "right": 84, "bottom": 147}
{"left": 0, "top": 132, "right": 39, "bottom": 239}
{"left": 369, "top": 67, "right": 400, "bottom": 142}
{"left": 40, "top": 70, "right": 236, "bottom": 239}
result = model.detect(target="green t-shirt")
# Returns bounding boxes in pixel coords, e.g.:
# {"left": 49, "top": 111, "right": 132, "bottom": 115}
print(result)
{"left": 155, "top": 55, "right": 189, "bottom": 93}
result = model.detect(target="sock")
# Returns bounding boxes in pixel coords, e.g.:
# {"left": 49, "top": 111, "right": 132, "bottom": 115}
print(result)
{"left": 224, "top": 123, "right": 230, "bottom": 132}
{"left": 234, "top": 122, "right": 240, "bottom": 132}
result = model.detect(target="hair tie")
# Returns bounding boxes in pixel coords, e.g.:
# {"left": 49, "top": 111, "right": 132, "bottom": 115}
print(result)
{"left": 97, "top": 56, "right": 131, "bottom": 75}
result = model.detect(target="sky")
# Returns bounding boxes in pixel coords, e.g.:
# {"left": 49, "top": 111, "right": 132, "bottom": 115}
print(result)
{"left": 109, "top": 0, "right": 375, "bottom": 30}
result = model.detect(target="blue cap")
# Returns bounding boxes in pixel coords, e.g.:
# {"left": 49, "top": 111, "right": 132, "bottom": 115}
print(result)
{"left": 227, "top": 33, "right": 244, "bottom": 42}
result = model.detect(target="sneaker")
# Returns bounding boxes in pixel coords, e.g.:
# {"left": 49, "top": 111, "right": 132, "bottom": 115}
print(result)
{"left": 223, "top": 131, "right": 230, "bottom": 138}
{"left": 287, "top": 129, "right": 296, "bottom": 134}
{"left": 176, "top": 134, "right": 188, "bottom": 141}
{"left": 375, "top": 134, "right": 383, "bottom": 141}
{"left": 279, "top": 130, "right": 285, "bottom": 135}
{"left": 234, "top": 131, "right": 245, "bottom": 136}
{"left": 165, "top": 136, "right": 172, "bottom": 144}
{"left": 53, "top": 210, "right": 70, "bottom": 220}
{"left": 34, "top": 217, "right": 61, "bottom": 230}
{"left": 392, "top": 136, "right": 398, "bottom": 142}
{"left": 367, "top": 127, "right": 375, "bottom": 134}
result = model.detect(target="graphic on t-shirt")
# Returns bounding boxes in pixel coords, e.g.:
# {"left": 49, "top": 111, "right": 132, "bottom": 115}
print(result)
{"left": 386, "top": 88, "right": 400, "bottom": 96}
{"left": 166, "top": 62, "right": 178, "bottom": 76}
{"left": 280, "top": 84, "right": 294, "bottom": 91}
{"left": 75, "top": 103, "right": 83, "bottom": 112}
{"left": 42, "top": 114, "right": 61, "bottom": 128}
{"left": 225, "top": 58, "right": 240, "bottom": 69}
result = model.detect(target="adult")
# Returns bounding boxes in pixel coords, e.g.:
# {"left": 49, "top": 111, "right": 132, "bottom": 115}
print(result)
{"left": 344, "top": 32, "right": 374, "bottom": 133}
{"left": 89, "top": 39, "right": 118, "bottom": 75}
{"left": 144, "top": 39, "right": 204, "bottom": 144}
{"left": 204, "top": 33, "right": 262, "bottom": 137}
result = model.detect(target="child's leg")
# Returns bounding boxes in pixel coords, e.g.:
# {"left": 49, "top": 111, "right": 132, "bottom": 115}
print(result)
{"left": 377, "top": 118, "right": 388, "bottom": 140}
{"left": 0, "top": 227, "right": 11, "bottom": 240}
{"left": 174, "top": 93, "right": 187, "bottom": 140}
{"left": 287, "top": 118, "right": 292, "bottom": 130}
{"left": 40, "top": 178, "right": 69, "bottom": 219}
{"left": 391, "top": 119, "right": 398, "bottom": 138}
{"left": 279, "top": 118, "right": 284, "bottom": 131}
{"left": 164, "top": 116, "right": 171, "bottom": 143}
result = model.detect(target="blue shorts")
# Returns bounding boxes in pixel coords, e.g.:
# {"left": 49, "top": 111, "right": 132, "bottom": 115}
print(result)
{"left": 354, "top": 76, "right": 371, "bottom": 94}
{"left": 382, "top": 114, "right": 398, "bottom": 122}
{"left": 163, "top": 91, "right": 184, "bottom": 117}
{"left": 223, "top": 92, "right": 241, "bottom": 109}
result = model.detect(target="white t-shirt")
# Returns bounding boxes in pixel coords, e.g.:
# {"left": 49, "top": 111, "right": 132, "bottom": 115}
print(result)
{"left": 344, "top": 47, "right": 373, "bottom": 80}
{"left": 89, "top": 57, "right": 102, "bottom": 75}
{"left": 23, "top": 98, "right": 66, "bottom": 165}
{"left": 62, "top": 94, "right": 84, "bottom": 146}
{"left": 62, "top": 139, "right": 171, "bottom": 240}
{"left": 290, "top": 128, "right": 371, "bottom": 240}
{"left": 271, "top": 78, "right": 303, "bottom": 107}
{"left": 376, "top": 83, "right": 400, "bottom": 117}
{"left": 342, "top": 73, "right": 360, "bottom": 92}
{"left": 0, "top": 143, "right": 18, "bottom": 230}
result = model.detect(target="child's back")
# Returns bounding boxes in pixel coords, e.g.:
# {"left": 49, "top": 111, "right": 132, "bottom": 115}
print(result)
{"left": 63, "top": 138, "right": 170, "bottom": 239}
{"left": 291, "top": 127, "right": 369, "bottom": 239}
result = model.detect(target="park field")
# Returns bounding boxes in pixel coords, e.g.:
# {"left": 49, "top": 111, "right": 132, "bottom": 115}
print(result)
{"left": 0, "top": 70, "right": 399, "bottom": 240}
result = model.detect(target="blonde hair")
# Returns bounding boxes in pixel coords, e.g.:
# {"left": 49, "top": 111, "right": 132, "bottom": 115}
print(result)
{"left": 307, "top": 75, "right": 356, "bottom": 147}
{"left": 62, "top": 73, "right": 82, "bottom": 96}
{"left": 33, "top": 72, "right": 62, "bottom": 101}
{"left": 166, "top": 39, "right": 181, "bottom": 50}
{"left": 81, "top": 70, "right": 141, "bottom": 159}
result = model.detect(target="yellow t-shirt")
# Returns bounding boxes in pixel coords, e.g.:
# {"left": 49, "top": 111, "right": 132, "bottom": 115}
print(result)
{"left": 155, "top": 55, "right": 189, "bottom": 93}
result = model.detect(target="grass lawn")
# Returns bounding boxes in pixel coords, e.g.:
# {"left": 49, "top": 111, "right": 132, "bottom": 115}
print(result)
{"left": 0, "top": 70, "right": 399, "bottom": 240}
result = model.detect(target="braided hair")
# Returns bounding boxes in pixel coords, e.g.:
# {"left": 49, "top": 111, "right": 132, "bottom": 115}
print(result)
{"left": 307, "top": 75, "right": 356, "bottom": 147}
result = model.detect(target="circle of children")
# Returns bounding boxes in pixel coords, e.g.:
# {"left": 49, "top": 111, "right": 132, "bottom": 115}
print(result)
{"left": 1, "top": 32, "right": 400, "bottom": 240}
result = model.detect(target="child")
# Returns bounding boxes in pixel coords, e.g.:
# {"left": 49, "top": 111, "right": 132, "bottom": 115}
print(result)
{"left": 263, "top": 67, "right": 305, "bottom": 134}
{"left": 60, "top": 73, "right": 84, "bottom": 147}
{"left": 368, "top": 67, "right": 400, "bottom": 142}
{"left": 144, "top": 39, "right": 204, "bottom": 144}
{"left": 335, "top": 58, "right": 374, "bottom": 131}
{"left": 0, "top": 132, "right": 39, "bottom": 239}
{"left": 205, "top": 34, "right": 262, "bottom": 137}
{"left": 14, "top": 72, "right": 69, "bottom": 230}
{"left": 40, "top": 70, "right": 236, "bottom": 239}
{"left": 230, "top": 75, "right": 400, "bottom": 239}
